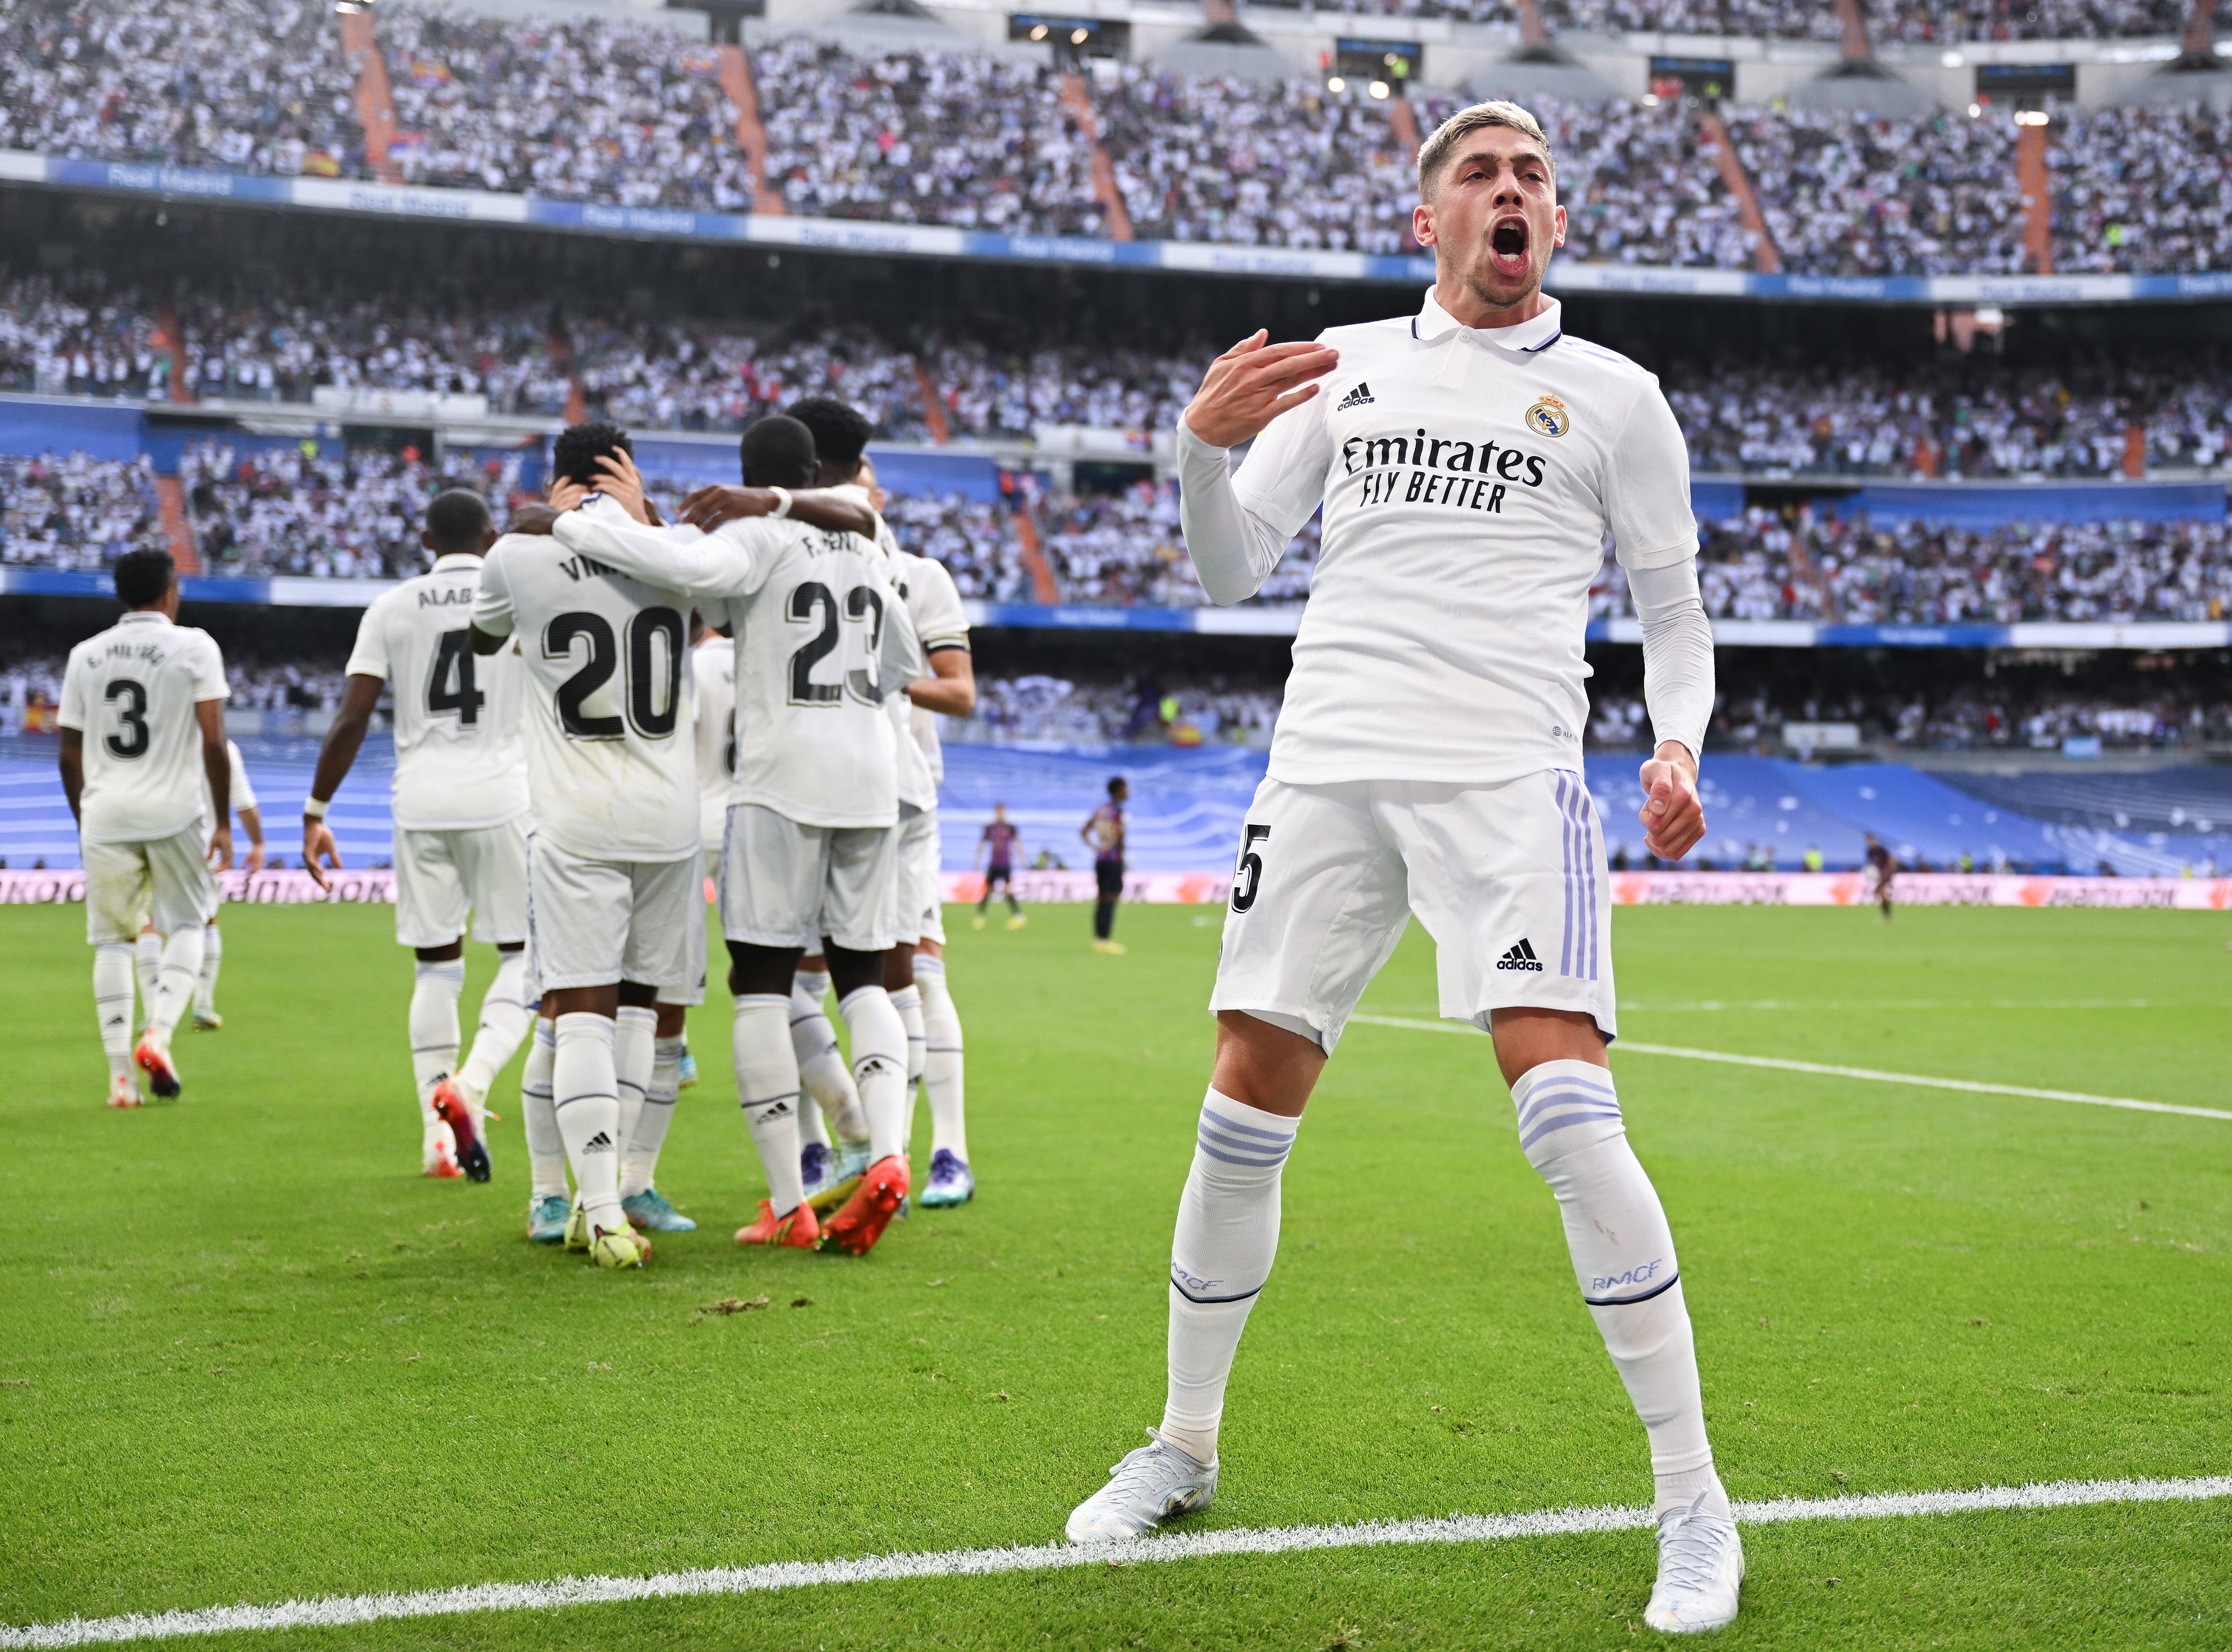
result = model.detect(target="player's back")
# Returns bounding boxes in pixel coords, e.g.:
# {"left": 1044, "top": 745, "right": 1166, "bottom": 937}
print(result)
{"left": 478, "top": 522, "right": 697, "bottom": 862}
{"left": 351, "top": 556, "right": 528, "bottom": 831}
{"left": 724, "top": 523, "right": 906, "bottom": 830}
{"left": 61, "top": 613, "right": 227, "bottom": 844}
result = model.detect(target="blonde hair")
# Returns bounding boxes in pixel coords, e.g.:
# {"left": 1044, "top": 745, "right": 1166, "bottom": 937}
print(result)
{"left": 1416, "top": 100, "right": 1557, "bottom": 197}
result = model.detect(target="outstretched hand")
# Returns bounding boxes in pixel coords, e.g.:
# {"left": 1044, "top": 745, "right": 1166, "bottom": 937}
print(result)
{"left": 303, "top": 816, "right": 343, "bottom": 892}
{"left": 1180, "top": 329, "right": 1341, "bottom": 449}
{"left": 1637, "top": 743, "right": 1705, "bottom": 861}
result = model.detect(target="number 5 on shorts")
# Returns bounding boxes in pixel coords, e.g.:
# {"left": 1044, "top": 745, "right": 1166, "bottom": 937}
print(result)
{"left": 1231, "top": 823, "right": 1270, "bottom": 913}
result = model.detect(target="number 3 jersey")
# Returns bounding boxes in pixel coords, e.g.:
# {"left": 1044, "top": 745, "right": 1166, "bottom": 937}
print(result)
{"left": 58, "top": 610, "right": 230, "bottom": 844}
{"left": 346, "top": 551, "right": 530, "bottom": 834}
{"left": 548, "top": 501, "right": 922, "bottom": 830}
{"left": 472, "top": 504, "right": 700, "bottom": 862}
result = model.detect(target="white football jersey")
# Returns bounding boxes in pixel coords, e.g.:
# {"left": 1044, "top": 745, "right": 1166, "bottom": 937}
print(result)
{"left": 59, "top": 612, "right": 229, "bottom": 844}
{"left": 1179, "top": 291, "right": 1697, "bottom": 787}
{"left": 847, "top": 496, "right": 938, "bottom": 813}
{"left": 345, "top": 552, "right": 530, "bottom": 831}
{"left": 896, "top": 548, "right": 968, "bottom": 788}
{"left": 549, "top": 504, "right": 922, "bottom": 830}
{"left": 472, "top": 499, "right": 700, "bottom": 862}
{"left": 691, "top": 633, "right": 735, "bottom": 845}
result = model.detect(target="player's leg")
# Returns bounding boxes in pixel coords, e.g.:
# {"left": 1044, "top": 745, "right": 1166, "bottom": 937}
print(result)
{"left": 394, "top": 829, "right": 474, "bottom": 1178}
{"left": 817, "top": 822, "right": 912, "bottom": 1256}
{"left": 720, "top": 804, "right": 823, "bottom": 1248}
{"left": 133, "top": 829, "right": 218, "bottom": 1098}
{"left": 621, "top": 999, "right": 694, "bottom": 1229}
{"left": 1069, "top": 781, "right": 1405, "bottom": 1541}
{"left": 885, "top": 944, "right": 924, "bottom": 1153}
{"left": 520, "top": 1008, "right": 571, "bottom": 1242}
{"left": 1091, "top": 861, "right": 1124, "bottom": 953}
{"left": 533, "top": 842, "right": 648, "bottom": 1268}
{"left": 87, "top": 842, "right": 149, "bottom": 1108}
{"left": 447, "top": 821, "right": 535, "bottom": 1102}
{"left": 907, "top": 813, "right": 972, "bottom": 1205}
{"left": 191, "top": 916, "right": 223, "bottom": 1029}
{"left": 1002, "top": 870, "right": 1025, "bottom": 926}
{"left": 791, "top": 952, "right": 869, "bottom": 1204}
{"left": 1411, "top": 773, "right": 1738, "bottom": 1631}
{"left": 133, "top": 923, "right": 162, "bottom": 1035}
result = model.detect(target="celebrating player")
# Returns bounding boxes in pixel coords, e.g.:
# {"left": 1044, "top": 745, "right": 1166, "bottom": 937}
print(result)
{"left": 304, "top": 489, "right": 533, "bottom": 1184}
{"left": 973, "top": 804, "right": 1023, "bottom": 930}
{"left": 135, "top": 734, "right": 261, "bottom": 1035}
{"left": 58, "top": 549, "right": 231, "bottom": 1108}
{"left": 1061, "top": 103, "right": 1740, "bottom": 1634}
{"left": 543, "top": 418, "right": 918, "bottom": 1255}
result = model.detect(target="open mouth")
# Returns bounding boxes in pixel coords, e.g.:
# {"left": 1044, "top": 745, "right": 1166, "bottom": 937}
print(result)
{"left": 1489, "top": 216, "right": 1530, "bottom": 275}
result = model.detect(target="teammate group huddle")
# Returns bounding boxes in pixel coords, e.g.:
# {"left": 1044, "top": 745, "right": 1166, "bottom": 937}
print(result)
{"left": 61, "top": 397, "right": 981, "bottom": 1267}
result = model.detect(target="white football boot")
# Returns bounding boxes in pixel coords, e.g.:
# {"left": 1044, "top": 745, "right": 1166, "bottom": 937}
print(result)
{"left": 1643, "top": 1490, "right": 1744, "bottom": 1634}
{"left": 1064, "top": 1429, "right": 1217, "bottom": 1543}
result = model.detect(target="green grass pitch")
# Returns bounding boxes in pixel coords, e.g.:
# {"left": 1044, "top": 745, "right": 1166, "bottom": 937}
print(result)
{"left": 3, "top": 900, "right": 2229, "bottom": 1648}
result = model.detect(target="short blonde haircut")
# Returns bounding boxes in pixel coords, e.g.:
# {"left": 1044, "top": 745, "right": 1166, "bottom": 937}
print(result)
{"left": 1416, "top": 100, "right": 1557, "bottom": 197}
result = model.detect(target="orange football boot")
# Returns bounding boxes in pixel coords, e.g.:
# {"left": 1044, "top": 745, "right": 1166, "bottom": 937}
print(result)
{"left": 816, "top": 1154, "right": 909, "bottom": 1256}
{"left": 735, "top": 1199, "right": 821, "bottom": 1249}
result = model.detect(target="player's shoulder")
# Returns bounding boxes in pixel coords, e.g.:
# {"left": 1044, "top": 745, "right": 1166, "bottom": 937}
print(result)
{"left": 171, "top": 623, "right": 225, "bottom": 660}
{"left": 1315, "top": 314, "right": 1415, "bottom": 351}
{"left": 1545, "top": 330, "right": 1659, "bottom": 389}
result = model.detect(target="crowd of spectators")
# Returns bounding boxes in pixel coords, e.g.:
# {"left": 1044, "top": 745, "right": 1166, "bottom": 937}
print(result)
{"left": 1590, "top": 506, "right": 2232, "bottom": 625}
{"left": 0, "top": 0, "right": 360, "bottom": 174}
{"left": 1539, "top": 95, "right": 1761, "bottom": 268}
{"left": 380, "top": 4, "right": 751, "bottom": 209}
{"left": 1279, "top": 0, "right": 2186, "bottom": 38}
{"left": 2049, "top": 106, "right": 2232, "bottom": 276}
{"left": 885, "top": 491, "right": 1033, "bottom": 601}
{"left": 956, "top": 674, "right": 1283, "bottom": 745}
{"left": 1031, "top": 480, "right": 1322, "bottom": 606}
{"left": 0, "top": 451, "right": 165, "bottom": 571}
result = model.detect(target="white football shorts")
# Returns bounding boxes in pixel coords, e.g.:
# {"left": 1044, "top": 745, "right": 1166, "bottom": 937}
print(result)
{"left": 526, "top": 839, "right": 706, "bottom": 995}
{"left": 392, "top": 819, "right": 529, "bottom": 950}
{"left": 897, "top": 804, "right": 945, "bottom": 946}
{"left": 720, "top": 803, "right": 898, "bottom": 954}
{"left": 84, "top": 828, "right": 218, "bottom": 946}
{"left": 1210, "top": 771, "right": 1616, "bottom": 1053}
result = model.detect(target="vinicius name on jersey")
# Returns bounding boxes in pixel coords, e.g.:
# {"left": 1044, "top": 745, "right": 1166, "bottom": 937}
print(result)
{"left": 1341, "top": 427, "right": 1550, "bottom": 513}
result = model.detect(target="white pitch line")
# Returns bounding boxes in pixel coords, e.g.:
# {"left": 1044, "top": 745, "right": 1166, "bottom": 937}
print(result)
{"left": 4, "top": 1477, "right": 2224, "bottom": 1649}
{"left": 1345, "top": 1014, "right": 2232, "bottom": 1122}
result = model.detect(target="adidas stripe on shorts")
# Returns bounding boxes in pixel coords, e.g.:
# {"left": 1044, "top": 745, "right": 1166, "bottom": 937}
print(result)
{"left": 1209, "top": 771, "right": 1616, "bottom": 1053}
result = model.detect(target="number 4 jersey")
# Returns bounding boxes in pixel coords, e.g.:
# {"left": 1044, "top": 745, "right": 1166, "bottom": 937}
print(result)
{"left": 58, "top": 610, "right": 230, "bottom": 844}
{"left": 471, "top": 505, "right": 700, "bottom": 862}
{"left": 346, "top": 551, "right": 531, "bottom": 834}
{"left": 547, "top": 498, "right": 921, "bottom": 830}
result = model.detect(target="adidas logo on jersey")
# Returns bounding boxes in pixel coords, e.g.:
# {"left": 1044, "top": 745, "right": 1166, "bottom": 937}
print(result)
{"left": 1335, "top": 382, "right": 1375, "bottom": 410}
{"left": 1495, "top": 938, "right": 1544, "bottom": 972}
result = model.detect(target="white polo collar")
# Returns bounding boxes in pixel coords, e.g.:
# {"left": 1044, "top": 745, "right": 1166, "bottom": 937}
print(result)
{"left": 431, "top": 552, "right": 484, "bottom": 572}
{"left": 118, "top": 610, "right": 173, "bottom": 626}
{"left": 1414, "top": 290, "right": 1564, "bottom": 355}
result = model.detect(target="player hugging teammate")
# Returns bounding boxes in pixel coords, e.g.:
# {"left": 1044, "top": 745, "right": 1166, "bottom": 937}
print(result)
{"left": 1062, "top": 102, "right": 1745, "bottom": 1634}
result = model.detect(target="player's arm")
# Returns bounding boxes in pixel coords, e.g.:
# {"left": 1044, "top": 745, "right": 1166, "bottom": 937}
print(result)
{"left": 875, "top": 578, "right": 925, "bottom": 702}
{"left": 1608, "top": 382, "right": 1713, "bottom": 863}
{"left": 1177, "top": 331, "right": 1340, "bottom": 605}
{"left": 549, "top": 502, "right": 765, "bottom": 602}
{"left": 470, "top": 542, "right": 518, "bottom": 657}
{"left": 909, "top": 647, "right": 975, "bottom": 716}
{"left": 57, "top": 728, "right": 84, "bottom": 822}
{"left": 972, "top": 827, "right": 986, "bottom": 872}
{"left": 197, "top": 700, "right": 232, "bottom": 871}
{"left": 906, "top": 560, "right": 975, "bottom": 716}
{"left": 304, "top": 673, "right": 384, "bottom": 890}
{"left": 677, "top": 483, "right": 876, "bottom": 538}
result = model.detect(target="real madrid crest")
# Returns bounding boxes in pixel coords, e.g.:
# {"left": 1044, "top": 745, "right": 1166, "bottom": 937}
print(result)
{"left": 1525, "top": 394, "right": 1571, "bottom": 438}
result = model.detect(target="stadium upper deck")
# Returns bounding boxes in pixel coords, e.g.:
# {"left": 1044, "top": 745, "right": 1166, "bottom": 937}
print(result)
{"left": 3, "top": 0, "right": 2232, "bottom": 285}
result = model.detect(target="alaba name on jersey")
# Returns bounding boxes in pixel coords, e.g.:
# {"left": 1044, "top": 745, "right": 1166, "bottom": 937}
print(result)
{"left": 59, "top": 612, "right": 229, "bottom": 844}
{"left": 346, "top": 552, "right": 530, "bottom": 832}
{"left": 471, "top": 498, "right": 701, "bottom": 862}
{"left": 1195, "top": 292, "right": 1696, "bottom": 787}
{"left": 548, "top": 502, "right": 923, "bottom": 830}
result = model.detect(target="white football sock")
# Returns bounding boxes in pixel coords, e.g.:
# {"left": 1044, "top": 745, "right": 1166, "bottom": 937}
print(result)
{"left": 134, "top": 931, "right": 161, "bottom": 1029}
{"left": 1512, "top": 1059, "right": 1723, "bottom": 1519}
{"left": 1161, "top": 1088, "right": 1297, "bottom": 1466}
{"left": 624, "top": 1034, "right": 684, "bottom": 1197}
{"left": 521, "top": 1018, "right": 567, "bottom": 1199}
{"left": 455, "top": 949, "right": 532, "bottom": 1101}
{"left": 889, "top": 983, "right": 926, "bottom": 1153}
{"left": 791, "top": 969, "right": 867, "bottom": 1142}
{"left": 147, "top": 924, "right": 205, "bottom": 1047}
{"left": 553, "top": 1012, "right": 623, "bottom": 1232}
{"left": 915, "top": 955, "right": 968, "bottom": 1164}
{"left": 94, "top": 942, "right": 136, "bottom": 1079}
{"left": 193, "top": 924, "right": 222, "bottom": 1016}
{"left": 798, "top": 1093, "right": 832, "bottom": 1152}
{"left": 408, "top": 958, "right": 466, "bottom": 1128}
{"left": 837, "top": 985, "right": 909, "bottom": 1163}
{"left": 733, "top": 994, "right": 805, "bottom": 1215}
{"left": 612, "top": 1004, "right": 656, "bottom": 1198}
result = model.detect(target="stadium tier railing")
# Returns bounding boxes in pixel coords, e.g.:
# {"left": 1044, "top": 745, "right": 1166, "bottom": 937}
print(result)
{"left": 9, "top": 149, "right": 2232, "bottom": 306}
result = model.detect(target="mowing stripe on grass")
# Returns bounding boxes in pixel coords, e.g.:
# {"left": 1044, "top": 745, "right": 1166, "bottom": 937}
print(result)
{"left": 1348, "top": 1014, "right": 2232, "bottom": 1122}
{"left": 6, "top": 1476, "right": 2228, "bottom": 1648}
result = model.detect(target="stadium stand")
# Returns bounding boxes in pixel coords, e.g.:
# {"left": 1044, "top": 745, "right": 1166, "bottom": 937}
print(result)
{"left": 0, "top": 451, "right": 164, "bottom": 570}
